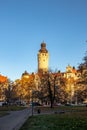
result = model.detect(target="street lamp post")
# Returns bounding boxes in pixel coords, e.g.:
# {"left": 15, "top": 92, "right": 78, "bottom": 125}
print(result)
{"left": 75, "top": 92, "right": 78, "bottom": 105}
{"left": 22, "top": 72, "right": 34, "bottom": 116}
{"left": 31, "top": 90, "right": 34, "bottom": 116}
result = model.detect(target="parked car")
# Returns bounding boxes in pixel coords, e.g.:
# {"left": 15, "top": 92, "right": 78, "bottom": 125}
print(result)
{"left": 2, "top": 102, "right": 8, "bottom": 106}
{"left": 16, "top": 101, "right": 26, "bottom": 106}
{"left": 29, "top": 102, "right": 42, "bottom": 106}
{"left": 0, "top": 101, "right": 4, "bottom": 106}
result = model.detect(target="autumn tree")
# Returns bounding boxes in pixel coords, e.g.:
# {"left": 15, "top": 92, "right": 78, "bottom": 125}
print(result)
{"left": 55, "top": 76, "right": 67, "bottom": 104}
{"left": 14, "top": 72, "right": 36, "bottom": 103}
{"left": 37, "top": 72, "right": 67, "bottom": 108}
{"left": 77, "top": 51, "right": 87, "bottom": 103}
{"left": 4, "top": 80, "right": 13, "bottom": 103}
{"left": 0, "top": 75, "right": 8, "bottom": 101}
{"left": 65, "top": 77, "right": 76, "bottom": 104}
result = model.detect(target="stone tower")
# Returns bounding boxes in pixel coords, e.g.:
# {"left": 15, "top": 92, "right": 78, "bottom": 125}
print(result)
{"left": 38, "top": 42, "right": 49, "bottom": 73}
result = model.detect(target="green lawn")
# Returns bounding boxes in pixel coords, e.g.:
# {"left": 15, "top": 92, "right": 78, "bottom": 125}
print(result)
{"left": 0, "top": 105, "right": 27, "bottom": 111}
{"left": 0, "top": 111, "right": 9, "bottom": 117}
{"left": 0, "top": 106, "right": 27, "bottom": 117}
{"left": 20, "top": 106, "right": 87, "bottom": 130}
{"left": 34, "top": 105, "right": 87, "bottom": 113}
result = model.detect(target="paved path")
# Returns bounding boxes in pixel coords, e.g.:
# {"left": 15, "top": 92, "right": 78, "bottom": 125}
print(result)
{"left": 0, "top": 108, "right": 31, "bottom": 130}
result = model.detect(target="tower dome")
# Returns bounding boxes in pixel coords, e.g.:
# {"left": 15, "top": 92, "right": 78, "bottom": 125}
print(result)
{"left": 41, "top": 42, "right": 46, "bottom": 47}
{"left": 39, "top": 41, "right": 48, "bottom": 53}
{"left": 22, "top": 71, "right": 29, "bottom": 78}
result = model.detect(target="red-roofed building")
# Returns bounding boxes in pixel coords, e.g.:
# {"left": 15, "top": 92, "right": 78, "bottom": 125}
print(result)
{"left": 0, "top": 74, "right": 8, "bottom": 101}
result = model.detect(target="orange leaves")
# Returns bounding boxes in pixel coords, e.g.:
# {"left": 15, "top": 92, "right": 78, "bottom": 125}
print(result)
{"left": 0, "top": 74, "right": 7, "bottom": 83}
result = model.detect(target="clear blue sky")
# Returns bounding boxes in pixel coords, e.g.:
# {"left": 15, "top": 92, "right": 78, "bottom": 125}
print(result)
{"left": 0, "top": 0, "right": 87, "bottom": 81}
